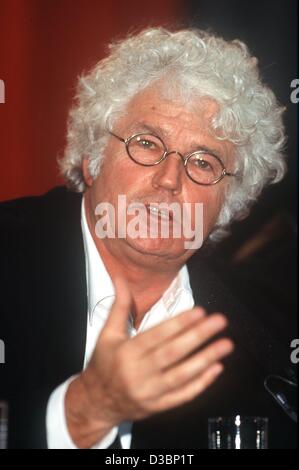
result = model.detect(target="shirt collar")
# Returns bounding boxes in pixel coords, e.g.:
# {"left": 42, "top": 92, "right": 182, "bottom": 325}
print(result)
{"left": 81, "top": 197, "right": 115, "bottom": 325}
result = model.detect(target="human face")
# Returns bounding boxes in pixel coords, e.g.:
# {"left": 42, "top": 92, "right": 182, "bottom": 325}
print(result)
{"left": 83, "top": 86, "right": 235, "bottom": 271}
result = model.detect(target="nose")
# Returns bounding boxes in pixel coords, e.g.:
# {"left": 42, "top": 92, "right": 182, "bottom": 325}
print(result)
{"left": 151, "top": 151, "right": 184, "bottom": 194}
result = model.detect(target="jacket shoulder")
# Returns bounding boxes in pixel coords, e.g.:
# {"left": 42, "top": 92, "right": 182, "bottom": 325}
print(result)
{"left": 0, "top": 186, "right": 80, "bottom": 229}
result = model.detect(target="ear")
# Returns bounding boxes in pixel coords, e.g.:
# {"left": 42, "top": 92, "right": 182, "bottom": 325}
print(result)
{"left": 82, "top": 158, "right": 94, "bottom": 187}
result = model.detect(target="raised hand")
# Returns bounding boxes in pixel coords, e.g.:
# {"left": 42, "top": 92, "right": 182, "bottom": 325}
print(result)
{"left": 65, "top": 277, "right": 234, "bottom": 448}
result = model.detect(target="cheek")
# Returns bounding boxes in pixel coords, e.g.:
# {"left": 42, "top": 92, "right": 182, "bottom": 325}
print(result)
{"left": 95, "top": 153, "right": 125, "bottom": 189}
{"left": 190, "top": 188, "right": 224, "bottom": 233}
{"left": 204, "top": 191, "right": 224, "bottom": 226}
{"left": 95, "top": 154, "right": 147, "bottom": 201}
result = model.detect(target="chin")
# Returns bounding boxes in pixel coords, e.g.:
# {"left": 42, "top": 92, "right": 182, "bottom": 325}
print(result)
{"left": 124, "top": 236, "right": 186, "bottom": 260}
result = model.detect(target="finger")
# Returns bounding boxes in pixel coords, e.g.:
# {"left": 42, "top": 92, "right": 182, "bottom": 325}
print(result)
{"left": 130, "top": 307, "right": 206, "bottom": 355}
{"left": 159, "top": 338, "right": 234, "bottom": 393}
{"left": 104, "top": 277, "right": 133, "bottom": 336}
{"left": 148, "top": 314, "right": 228, "bottom": 370}
{"left": 154, "top": 362, "right": 224, "bottom": 413}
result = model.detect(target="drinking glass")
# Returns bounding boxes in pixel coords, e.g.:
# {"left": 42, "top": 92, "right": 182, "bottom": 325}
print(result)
{"left": 0, "top": 401, "right": 8, "bottom": 450}
{"left": 208, "top": 415, "right": 268, "bottom": 449}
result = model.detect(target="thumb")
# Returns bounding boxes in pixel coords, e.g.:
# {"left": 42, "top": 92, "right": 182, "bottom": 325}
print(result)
{"left": 104, "top": 276, "right": 133, "bottom": 336}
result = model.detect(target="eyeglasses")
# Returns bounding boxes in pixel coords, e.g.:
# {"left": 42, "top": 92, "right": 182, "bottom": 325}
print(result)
{"left": 108, "top": 130, "right": 238, "bottom": 186}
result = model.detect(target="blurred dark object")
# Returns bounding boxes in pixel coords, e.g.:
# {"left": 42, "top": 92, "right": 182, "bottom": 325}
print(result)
{"left": 232, "top": 212, "right": 297, "bottom": 264}
{"left": 264, "top": 373, "right": 297, "bottom": 423}
{"left": 208, "top": 211, "right": 297, "bottom": 348}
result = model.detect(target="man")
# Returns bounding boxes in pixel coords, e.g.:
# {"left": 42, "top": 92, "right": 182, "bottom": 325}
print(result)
{"left": 0, "top": 27, "right": 296, "bottom": 449}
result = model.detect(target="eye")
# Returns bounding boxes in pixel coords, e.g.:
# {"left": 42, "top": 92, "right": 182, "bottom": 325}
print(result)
{"left": 136, "top": 137, "right": 157, "bottom": 150}
{"left": 192, "top": 157, "right": 213, "bottom": 171}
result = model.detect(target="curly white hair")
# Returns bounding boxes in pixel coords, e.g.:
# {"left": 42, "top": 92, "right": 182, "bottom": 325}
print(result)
{"left": 59, "top": 27, "right": 286, "bottom": 241}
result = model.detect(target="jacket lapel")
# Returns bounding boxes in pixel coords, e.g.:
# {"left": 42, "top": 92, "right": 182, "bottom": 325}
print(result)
{"left": 41, "top": 188, "right": 88, "bottom": 387}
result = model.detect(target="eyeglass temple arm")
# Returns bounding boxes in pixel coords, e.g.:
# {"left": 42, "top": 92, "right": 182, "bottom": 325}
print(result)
{"left": 224, "top": 169, "right": 240, "bottom": 178}
{"left": 108, "top": 130, "right": 126, "bottom": 143}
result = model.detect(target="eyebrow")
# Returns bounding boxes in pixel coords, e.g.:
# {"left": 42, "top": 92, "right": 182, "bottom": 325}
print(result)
{"left": 130, "top": 121, "right": 225, "bottom": 159}
{"left": 130, "top": 121, "right": 167, "bottom": 138}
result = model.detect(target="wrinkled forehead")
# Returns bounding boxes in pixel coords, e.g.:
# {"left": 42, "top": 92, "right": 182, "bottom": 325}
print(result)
{"left": 118, "top": 83, "right": 220, "bottom": 134}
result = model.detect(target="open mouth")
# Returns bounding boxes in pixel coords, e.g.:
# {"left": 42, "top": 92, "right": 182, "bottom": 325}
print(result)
{"left": 145, "top": 204, "right": 174, "bottom": 222}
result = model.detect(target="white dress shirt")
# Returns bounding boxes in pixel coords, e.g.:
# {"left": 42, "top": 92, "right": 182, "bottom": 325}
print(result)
{"left": 46, "top": 197, "right": 194, "bottom": 449}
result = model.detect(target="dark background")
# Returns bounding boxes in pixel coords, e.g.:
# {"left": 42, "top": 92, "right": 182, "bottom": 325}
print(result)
{"left": 0, "top": 0, "right": 297, "bottom": 342}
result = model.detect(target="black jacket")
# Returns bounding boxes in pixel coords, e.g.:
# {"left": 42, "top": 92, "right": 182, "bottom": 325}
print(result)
{"left": 0, "top": 187, "right": 297, "bottom": 448}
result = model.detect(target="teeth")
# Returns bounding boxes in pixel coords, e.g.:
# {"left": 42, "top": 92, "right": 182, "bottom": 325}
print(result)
{"left": 148, "top": 206, "right": 170, "bottom": 220}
